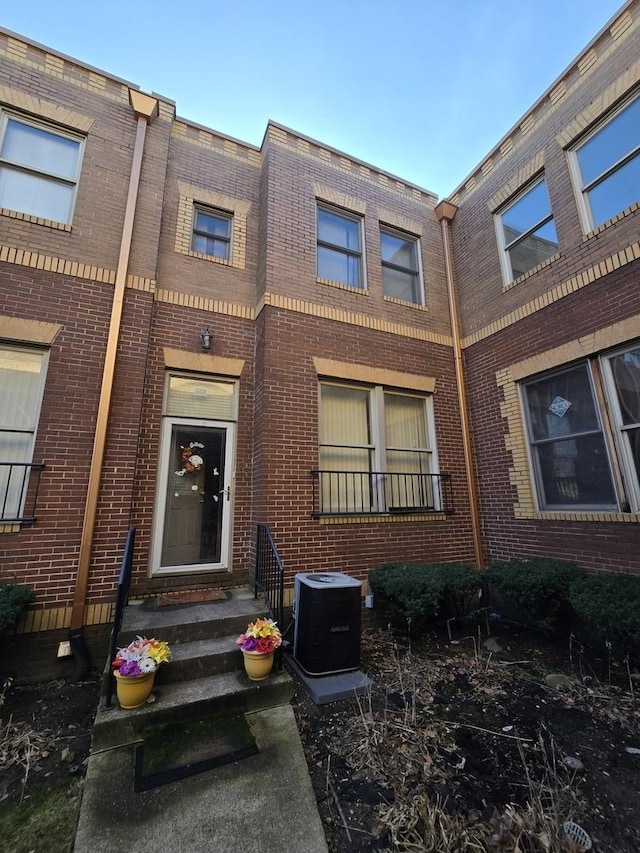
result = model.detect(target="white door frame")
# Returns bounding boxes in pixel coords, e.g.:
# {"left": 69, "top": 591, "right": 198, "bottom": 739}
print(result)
{"left": 150, "top": 416, "right": 235, "bottom": 576}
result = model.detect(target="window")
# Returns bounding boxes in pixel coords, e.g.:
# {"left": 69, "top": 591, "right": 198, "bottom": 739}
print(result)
{"left": 0, "top": 114, "right": 82, "bottom": 224}
{"left": 380, "top": 227, "right": 423, "bottom": 304}
{"left": 0, "top": 345, "right": 48, "bottom": 521}
{"left": 316, "top": 382, "right": 443, "bottom": 515}
{"left": 571, "top": 94, "right": 640, "bottom": 229}
{"left": 317, "top": 205, "right": 363, "bottom": 288}
{"left": 496, "top": 178, "right": 559, "bottom": 282}
{"left": 191, "top": 207, "right": 232, "bottom": 260}
{"left": 602, "top": 345, "right": 640, "bottom": 510}
{"left": 522, "top": 363, "right": 617, "bottom": 510}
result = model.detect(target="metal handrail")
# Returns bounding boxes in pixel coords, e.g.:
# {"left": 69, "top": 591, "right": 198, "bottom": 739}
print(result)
{"left": 0, "top": 461, "right": 45, "bottom": 523}
{"left": 311, "top": 469, "right": 454, "bottom": 517}
{"left": 103, "top": 527, "right": 136, "bottom": 709}
{"left": 255, "top": 523, "right": 285, "bottom": 670}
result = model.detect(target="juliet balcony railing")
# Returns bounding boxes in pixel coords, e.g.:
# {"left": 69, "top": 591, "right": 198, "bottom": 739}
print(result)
{"left": 311, "top": 469, "right": 454, "bottom": 518}
{"left": 0, "top": 462, "right": 45, "bottom": 524}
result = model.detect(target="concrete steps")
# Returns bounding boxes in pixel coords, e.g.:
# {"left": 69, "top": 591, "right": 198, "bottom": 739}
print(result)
{"left": 93, "top": 588, "right": 291, "bottom": 751}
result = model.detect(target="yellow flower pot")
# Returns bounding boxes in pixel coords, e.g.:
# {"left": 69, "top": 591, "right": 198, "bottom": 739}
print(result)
{"left": 113, "top": 670, "right": 156, "bottom": 709}
{"left": 242, "top": 650, "right": 275, "bottom": 681}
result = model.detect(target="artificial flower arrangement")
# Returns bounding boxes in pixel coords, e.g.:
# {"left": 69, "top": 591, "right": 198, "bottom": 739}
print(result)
{"left": 175, "top": 441, "right": 204, "bottom": 476}
{"left": 112, "top": 635, "right": 171, "bottom": 677}
{"left": 235, "top": 618, "right": 282, "bottom": 655}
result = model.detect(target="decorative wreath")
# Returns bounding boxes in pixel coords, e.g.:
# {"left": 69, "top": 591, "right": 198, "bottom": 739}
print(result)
{"left": 175, "top": 441, "right": 205, "bottom": 476}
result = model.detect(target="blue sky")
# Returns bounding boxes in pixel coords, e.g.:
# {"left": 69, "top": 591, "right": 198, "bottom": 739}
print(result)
{"left": 1, "top": 1, "right": 627, "bottom": 198}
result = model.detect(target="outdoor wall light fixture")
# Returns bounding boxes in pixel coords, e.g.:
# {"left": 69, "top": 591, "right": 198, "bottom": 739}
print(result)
{"left": 200, "top": 328, "right": 212, "bottom": 350}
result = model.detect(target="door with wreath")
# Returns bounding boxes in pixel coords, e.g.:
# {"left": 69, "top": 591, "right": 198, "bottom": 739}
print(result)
{"left": 154, "top": 421, "right": 233, "bottom": 572}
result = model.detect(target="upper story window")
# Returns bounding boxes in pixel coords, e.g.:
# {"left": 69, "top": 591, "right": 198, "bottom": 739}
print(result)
{"left": 317, "top": 204, "right": 364, "bottom": 288}
{"left": 191, "top": 207, "right": 232, "bottom": 260}
{"left": 0, "top": 345, "right": 48, "bottom": 522}
{"left": 496, "top": 178, "right": 559, "bottom": 283}
{"left": 380, "top": 226, "right": 423, "bottom": 305}
{"left": 0, "top": 114, "right": 83, "bottom": 224}
{"left": 571, "top": 93, "right": 640, "bottom": 230}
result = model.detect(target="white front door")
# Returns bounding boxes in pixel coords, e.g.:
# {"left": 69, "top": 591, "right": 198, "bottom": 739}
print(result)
{"left": 151, "top": 418, "right": 234, "bottom": 574}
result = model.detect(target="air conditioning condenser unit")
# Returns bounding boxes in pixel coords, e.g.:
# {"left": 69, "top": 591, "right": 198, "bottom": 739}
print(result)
{"left": 293, "top": 572, "right": 362, "bottom": 676}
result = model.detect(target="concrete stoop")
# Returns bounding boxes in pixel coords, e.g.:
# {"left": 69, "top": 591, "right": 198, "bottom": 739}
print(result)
{"left": 75, "top": 589, "right": 328, "bottom": 853}
{"left": 92, "top": 587, "right": 292, "bottom": 751}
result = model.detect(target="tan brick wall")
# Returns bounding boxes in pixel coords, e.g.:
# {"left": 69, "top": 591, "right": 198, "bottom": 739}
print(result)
{"left": 259, "top": 129, "right": 452, "bottom": 340}
{"left": 0, "top": 30, "right": 172, "bottom": 283}
{"left": 451, "top": 6, "right": 639, "bottom": 342}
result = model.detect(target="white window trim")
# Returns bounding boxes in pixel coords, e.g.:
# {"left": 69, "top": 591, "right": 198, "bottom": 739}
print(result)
{"left": 601, "top": 345, "right": 640, "bottom": 512}
{"left": 0, "top": 111, "right": 84, "bottom": 225}
{"left": 316, "top": 202, "right": 366, "bottom": 290}
{"left": 568, "top": 91, "right": 640, "bottom": 234}
{"left": 494, "top": 176, "right": 555, "bottom": 285}
{"left": 380, "top": 224, "right": 425, "bottom": 306}
{"left": 0, "top": 343, "right": 49, "bottom": 522}
{"left": 318, "top": 381, "right": 438, "bottom": 513}
{"left": 519, "top": 361, "right": 621, "bottom": 513}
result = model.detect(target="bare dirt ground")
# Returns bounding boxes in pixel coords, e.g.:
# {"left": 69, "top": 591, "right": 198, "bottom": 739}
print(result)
{"left": 2, "top": 620, "right": 640, "bottom": 852}
{"left": 292, "top": 622, "right": 640, "bottom": 852}
{"left": 0, "top": 676, "right": 100, "bottom": 853}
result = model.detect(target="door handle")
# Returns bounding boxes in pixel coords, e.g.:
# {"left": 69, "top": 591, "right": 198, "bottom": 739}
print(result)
{"left": 219, "top": 486, "right": 231, "bottom": 501}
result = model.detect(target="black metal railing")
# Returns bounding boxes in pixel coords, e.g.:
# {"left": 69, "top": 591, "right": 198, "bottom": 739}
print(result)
{"left": 0, "top": 462, "right": 45, "bottom": 523}
{"left": 311, "top": 469, "right": 454, "bottom": 518}
{"left": 103, "top": 527, "right": 136, "bottom": 709}
{"left": 255, "top": 523, "right": 285, "bottom": 669}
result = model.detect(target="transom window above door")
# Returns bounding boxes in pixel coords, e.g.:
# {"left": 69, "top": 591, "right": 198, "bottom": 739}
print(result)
{"left": 317, "top": 204, "right": 364, "bottom": 288}
{"left": 191, "top": 207, "right": 232, "bottom": 260}
{"left": 495, "top": 177, "right": 559, "bottom": 283}
{"left": 0, "top": 113, "right": 83, "bottom": 225}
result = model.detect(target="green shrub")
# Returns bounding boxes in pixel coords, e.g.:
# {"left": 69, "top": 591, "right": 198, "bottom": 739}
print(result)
{"left": 569, "top": 573, "right": 640, "bottom": 657}
{"left": 487, "top": 558, "right": 585, "bottom": 633}
{"left": 368, "top": 562, "right": 481, "bottom": 627}
{"left": 0, "top": 584, "right": 35, "bottom": 633}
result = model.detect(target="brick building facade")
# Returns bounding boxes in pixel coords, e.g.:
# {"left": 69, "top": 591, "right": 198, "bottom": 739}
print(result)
{"left": 0, "top": 1, "right": 638, "bottom": 675}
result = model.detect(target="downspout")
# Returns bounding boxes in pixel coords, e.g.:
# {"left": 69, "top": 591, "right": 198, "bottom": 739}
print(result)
{"left": 69, "top": 90, "right": 159, "bottom": 677}
{"left": 434, "top": 200, "right": 485, "bottom": 570}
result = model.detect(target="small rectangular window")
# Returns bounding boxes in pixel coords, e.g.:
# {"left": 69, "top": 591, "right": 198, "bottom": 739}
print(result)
{"left": 317, "top": 204, "right": 363, "bottom": 288}
{"left": 0, "top": 114, "right": 82, "bottom": 224}
{"left": 380, "top": 227, "right": 423, "bottom": 304}
{"left": 571, "top": 94, "right": 640, "bottom": 229}
{"left": 496, "top": 178, "right": 559, "bottom": 283}
{"left": 191, "top": 207, "right": 232, "bottom": 260}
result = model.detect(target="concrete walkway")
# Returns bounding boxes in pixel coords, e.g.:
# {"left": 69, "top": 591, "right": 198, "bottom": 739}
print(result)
{"left": 74, "top": 703, "right": 328, "bottom": 853}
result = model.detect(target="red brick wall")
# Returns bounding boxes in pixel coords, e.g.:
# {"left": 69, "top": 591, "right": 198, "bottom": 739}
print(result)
{"left": 0, "top": 265, "right": 111, "bottom": 601}
{"left": 253, "top": 305, "right": 475, "bottom": 588}
{"left": 464, "top": 261, "right": 640, "bottom": 574}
